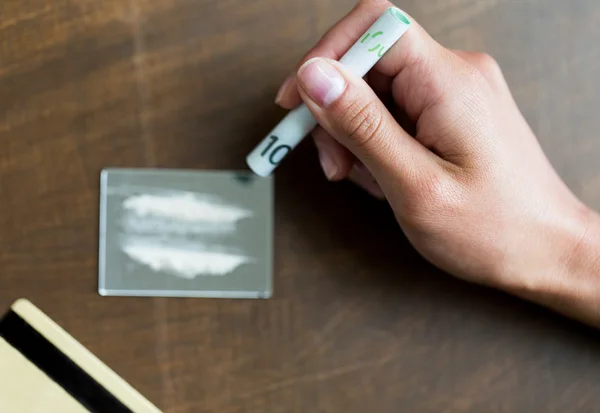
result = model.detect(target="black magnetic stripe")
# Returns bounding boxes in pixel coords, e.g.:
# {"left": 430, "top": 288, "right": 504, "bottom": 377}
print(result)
{"left": 0, "top": 310, "right": 132, "bottom": 413}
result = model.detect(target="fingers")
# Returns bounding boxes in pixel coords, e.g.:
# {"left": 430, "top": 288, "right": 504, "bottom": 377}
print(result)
{"left": 276, "top": 1, "right": 479, "bottom": 129}
{"left": 312, "top": 126, "right": 385, "bottom": 200}
{"left": 296, "top": 57, "right": 439, "bottom": 190}
{"left": 312, "top": 126, "right": 354, "bottom": 181}
{"left": 313, "top": 127, "right": 385, "bottom": 199}
{"left": 372, "top": 20, "right": 495, "bottom": 160}
{"left": 451, "top": 50, "right": 510, "bottom": 94}
{"left": 348, "top": 161, "right": 386, "bottom": 199}
{"left": 372, "top": 18, "right": 479, "bottom": 122}
{"left": 275, "top": 0, "right": 394, "bottom": 109}
{"left": 279, "top": 1, "right": 500, "bottom": 178}
{"left": 365, "top": 71, "right": 393, "bottom": 99}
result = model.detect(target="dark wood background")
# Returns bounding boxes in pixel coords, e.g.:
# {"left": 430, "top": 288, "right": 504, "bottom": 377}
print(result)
{"left": 2, "top": 0, "right": 600, "bottom": 412}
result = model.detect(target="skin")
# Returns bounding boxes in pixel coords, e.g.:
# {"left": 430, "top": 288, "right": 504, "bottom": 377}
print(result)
{"left": 275, "top": 0, "right": 600, "bottom": 327}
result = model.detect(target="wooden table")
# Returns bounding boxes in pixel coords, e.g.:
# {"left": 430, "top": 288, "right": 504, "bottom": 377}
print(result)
{"left": 2, "top": 1, "right": 600, "bottom": 411}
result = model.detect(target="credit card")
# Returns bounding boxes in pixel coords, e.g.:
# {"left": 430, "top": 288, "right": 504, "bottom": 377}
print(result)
{"left": 0, "top": 299, "right": 162, "bottom": 412}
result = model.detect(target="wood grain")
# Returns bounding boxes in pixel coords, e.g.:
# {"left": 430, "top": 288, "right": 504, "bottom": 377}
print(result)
{"left": 2, "top": 1, "right": 600, "bottom": 412}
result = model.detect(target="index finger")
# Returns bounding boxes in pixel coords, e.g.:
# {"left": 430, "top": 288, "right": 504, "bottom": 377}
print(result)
{"left": 276, "top": 0, "right": 394, "bottom": 109}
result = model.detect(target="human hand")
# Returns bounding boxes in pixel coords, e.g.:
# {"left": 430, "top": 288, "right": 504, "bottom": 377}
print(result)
{"left": 275, "top": 1, "right": 600, "bottom": 325}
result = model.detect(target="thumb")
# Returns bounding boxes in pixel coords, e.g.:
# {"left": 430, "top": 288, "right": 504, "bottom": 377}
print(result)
{"left": 296, "top": 57, "right": 436, "bottom": 189}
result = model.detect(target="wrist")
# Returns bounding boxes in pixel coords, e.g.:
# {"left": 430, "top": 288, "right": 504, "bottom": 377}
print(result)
{"left": 557, "top": 206, "right": 600, "bottom": 324}
{"left": 510, "top": 204, "right": 600, "bottom": 326}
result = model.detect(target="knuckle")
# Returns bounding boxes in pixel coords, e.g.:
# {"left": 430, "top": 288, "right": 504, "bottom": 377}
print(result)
{"left": 399, "top": 54, "right": 446, "bottom": 115}
{"left": 405, "top": 172, "right": 463, "bottom": 221}
{"left": 343, "top": 99, "right": 385, "bottom": 150}
{"left": 473, "top": 52, "right": 498, "bottom": 69}
{"left": 472, "top": 53, "right": 503, "bottom": 81}
{"left": 358, "top": 0, "right": 393, "bottom": 10}
{"left": 463, "top": 61, "right": 490, "bottom": 92}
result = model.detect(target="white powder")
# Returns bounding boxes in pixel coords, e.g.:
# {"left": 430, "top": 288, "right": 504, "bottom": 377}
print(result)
{"left": 119, "top": 191, "right": 253, "bottom": 278}
{"left": 122, "top": 192, "right": 253, "bottom": 223}
{"left": 121, "top": 214, "right": 241, "bottom": 235}
{"left": 121, "top": 238, "right": 251, "bottom": 278}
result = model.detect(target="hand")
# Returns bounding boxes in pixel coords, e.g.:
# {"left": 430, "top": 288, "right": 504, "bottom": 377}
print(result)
{"left": 275, "top": 0, "right": 600, "bottom": 326}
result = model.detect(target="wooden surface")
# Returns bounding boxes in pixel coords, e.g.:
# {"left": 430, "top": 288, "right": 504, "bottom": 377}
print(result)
{"left": 2, "top": 0, "right": 600, "bottom": 412}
